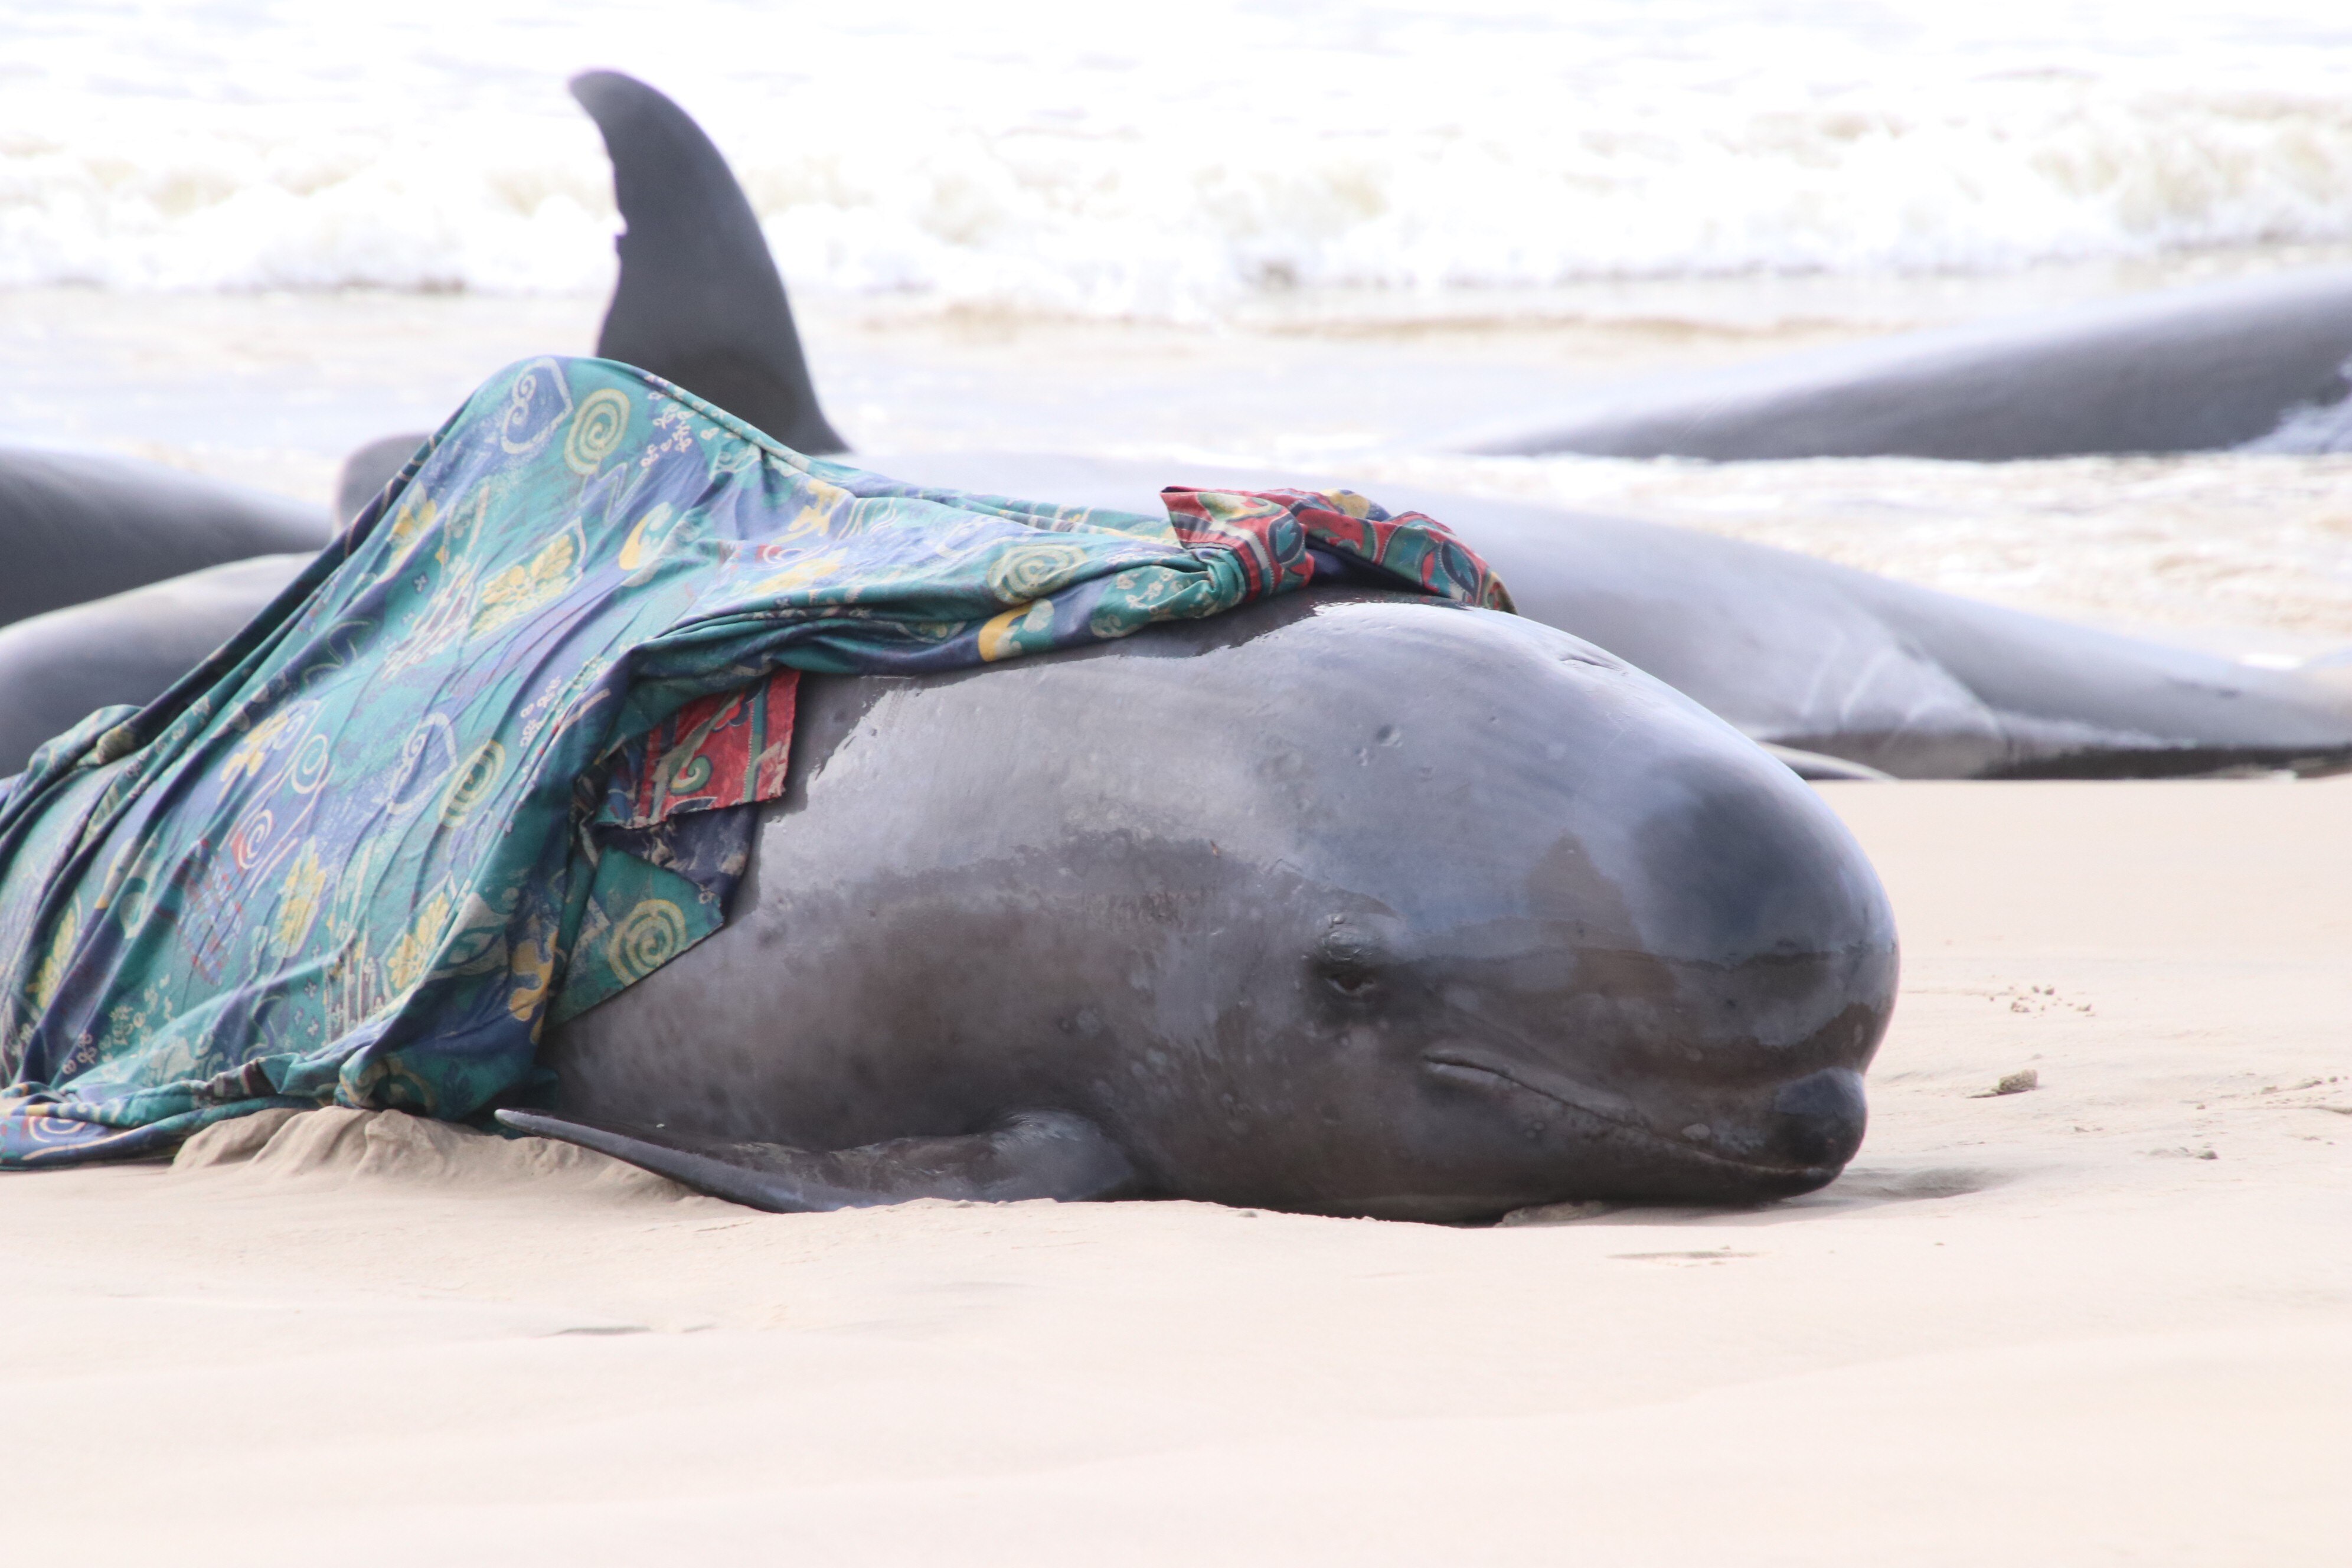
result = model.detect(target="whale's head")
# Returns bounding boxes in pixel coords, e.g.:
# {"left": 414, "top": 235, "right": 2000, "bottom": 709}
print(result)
{"left": 543, "top": 589, "right": 1898, "bottom": 1224}
{"left": 1097, "top": 594, "right": 1899, "bottom": 1221}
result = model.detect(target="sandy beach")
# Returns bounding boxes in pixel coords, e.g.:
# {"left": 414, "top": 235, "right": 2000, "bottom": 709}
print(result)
{"left": 7, "top": 6, "right": 2352, "bottom": 1558}
{"left": 1, "top": 777, "right": 2342, "bottom": 1564}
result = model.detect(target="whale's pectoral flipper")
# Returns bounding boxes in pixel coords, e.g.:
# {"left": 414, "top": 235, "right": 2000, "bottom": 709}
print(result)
{"left": 495, "top": 1107, "right": 1136, "bottom": 1211}
{"left": 567, "top": 70, "right": 848, "bottom": 456}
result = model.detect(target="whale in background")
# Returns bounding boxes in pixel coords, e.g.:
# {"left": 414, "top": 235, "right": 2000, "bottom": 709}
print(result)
{"left": 0, "top": 553, "right": 315, "bottom": 774}
{"left": 843, "top": 450, "right": 2352, "bottom": 781}
{"left": 1451, "top": 267, "right": 2352, "bottom": 460}
{"left": 300, "top": 71, "right": 2352, "bottom": 783}
{"left": 0, "top": 446, "right": 328, "bottom": 630}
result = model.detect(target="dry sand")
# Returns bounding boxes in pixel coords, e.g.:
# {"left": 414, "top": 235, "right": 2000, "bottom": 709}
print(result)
{"left": 1, "top": 778, "right": 2346, "bottom": 1564}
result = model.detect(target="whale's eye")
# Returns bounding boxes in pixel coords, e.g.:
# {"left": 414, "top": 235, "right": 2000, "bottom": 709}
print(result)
{"left": 1314, "top": 930, "right": 1385, "bottom": 999}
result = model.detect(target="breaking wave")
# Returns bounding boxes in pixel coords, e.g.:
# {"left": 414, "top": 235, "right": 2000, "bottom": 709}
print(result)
{"left": 8, "top": 0, "right": 2352, "bottom": 319}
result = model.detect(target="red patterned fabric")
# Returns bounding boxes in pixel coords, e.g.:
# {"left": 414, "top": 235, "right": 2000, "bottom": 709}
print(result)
{"left": 1161, "top": 486, "right": 1514, "bottom": 612}
{"left": 606, "top": 671, "right": 800, "bottom": 829}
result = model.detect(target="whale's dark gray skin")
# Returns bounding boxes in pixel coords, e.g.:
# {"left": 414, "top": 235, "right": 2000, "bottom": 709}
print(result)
{"left": 569, "top": 70, "right": 846, "bottom": 456}
{"left": 0, "top": 554, "right": 313, "bottom": 775}
{"left": 0, "top": 446, "right": 328, "bottom": 629}
{"left": 1453, "top": 267, "right": 2352, "bottom": 461}
{"left": 508, "top": 592, "right": 1899, "bottom": 1221}
{"left": 334, "top": 433, "right": 426, "bottom": 528}
{"left": 842, "top": 451, "right": 2352, "bottom": 781}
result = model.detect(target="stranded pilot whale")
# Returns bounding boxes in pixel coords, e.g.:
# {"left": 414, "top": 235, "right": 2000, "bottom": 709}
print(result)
{"left": 505, "top": 590, "right": 1899, "bottom": 1220}
{"left": 1453, "top": 266, "right": 2352, "bottom": 461}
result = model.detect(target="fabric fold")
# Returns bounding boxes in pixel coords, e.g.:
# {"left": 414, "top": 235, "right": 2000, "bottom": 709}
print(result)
{"left": 0, "top": 355, "right": 1508, "bottom": 1166}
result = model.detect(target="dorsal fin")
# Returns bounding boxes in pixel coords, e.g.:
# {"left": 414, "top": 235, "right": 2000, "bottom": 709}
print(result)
{"left": 569, "top": 70, "right": 847, "bottom": 455}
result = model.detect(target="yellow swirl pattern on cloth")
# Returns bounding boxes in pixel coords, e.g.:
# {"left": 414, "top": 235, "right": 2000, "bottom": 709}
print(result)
{"left": 564, "top": 387, "right": 632, "bottom": 475}
{"left": 437, "top": 740, "right": 507, "bottom": 827}
{"left": 471, "top": 524, "right": 584, "bottom": 639}
{"left": 605, "top": 900, "right": 688, "bottom": 988}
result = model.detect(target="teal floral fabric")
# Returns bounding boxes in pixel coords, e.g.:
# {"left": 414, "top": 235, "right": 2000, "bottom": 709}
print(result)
{"left": 0, "top": 356, "right": 1508, "bottom": 1167}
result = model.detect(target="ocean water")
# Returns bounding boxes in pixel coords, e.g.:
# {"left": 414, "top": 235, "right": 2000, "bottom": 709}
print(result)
{"left": 9, "top": 1, "right": 2352, "bottom": 313}
{"left": 5, "top": 2, "right": 2352, "bottom": 655}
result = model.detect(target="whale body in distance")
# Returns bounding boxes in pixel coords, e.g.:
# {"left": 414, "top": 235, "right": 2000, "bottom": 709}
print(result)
{"left": 0, "top": 446, "right": 328, "bottom": 629}
{"left": 847, "top": 450, "right": 2352, "bottom": 781}
{"left": 0, "top": 553, "right": 313, "bottom": 775}
{"left": 1452, "top": 267, "right": 2352, "bottom": 460}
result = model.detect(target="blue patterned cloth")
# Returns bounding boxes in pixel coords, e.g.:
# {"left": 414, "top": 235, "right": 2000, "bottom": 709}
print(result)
{"left": 0, "top": 356, "right": 1508, "bottom": 1166}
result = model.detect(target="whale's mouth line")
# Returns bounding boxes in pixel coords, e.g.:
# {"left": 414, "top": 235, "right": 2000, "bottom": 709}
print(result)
{"left": 1419, "top": 1048, "right": 1831, "bottom": 1183}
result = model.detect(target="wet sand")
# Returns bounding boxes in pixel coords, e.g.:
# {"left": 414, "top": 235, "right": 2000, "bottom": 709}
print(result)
{"left": 3, "top": 778, "right": 2344, "bottom": 1565}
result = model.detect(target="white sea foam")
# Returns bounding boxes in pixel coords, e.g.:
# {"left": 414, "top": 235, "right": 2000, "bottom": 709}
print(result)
{"left": 8, "top": 1, "right": 2352, "bottom": 318}
{"left": 2242, "top": 362, "right": 2352, "bottom": 452}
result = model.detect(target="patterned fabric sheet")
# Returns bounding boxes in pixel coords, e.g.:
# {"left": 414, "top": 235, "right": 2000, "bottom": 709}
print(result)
{"left": 0, "top": 356, "right": 1509, "bottom": 1167}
